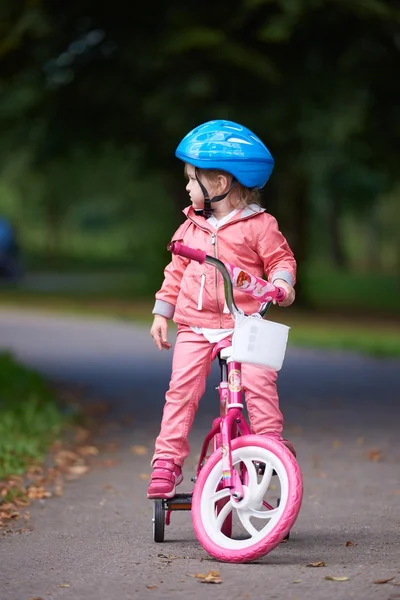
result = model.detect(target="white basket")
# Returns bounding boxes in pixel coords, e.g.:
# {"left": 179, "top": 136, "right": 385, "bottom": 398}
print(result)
{"left": 231, "top": 312, "right": 290, "bottom": 371}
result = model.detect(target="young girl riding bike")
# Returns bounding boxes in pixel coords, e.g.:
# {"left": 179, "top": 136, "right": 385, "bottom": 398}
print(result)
{"left": 148, "top": 120, "right": 296, "bottom": 500}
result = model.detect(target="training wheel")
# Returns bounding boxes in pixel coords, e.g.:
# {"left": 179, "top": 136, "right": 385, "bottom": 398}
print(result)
{"left": 152, "top": 500, "right": 165, "bottom": 543}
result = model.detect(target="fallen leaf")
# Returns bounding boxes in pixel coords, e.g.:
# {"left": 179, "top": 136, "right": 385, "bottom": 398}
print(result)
{"left": 367, "top": 448, "right": 384, "bottom": 462}
{"left": 374, "top": 578, "right": 395, "bottom": 584}
{"left": 102, "top": 459, "right": 119, "bottom": 467}
{"left": 324, "top": 576, "right": 349, "bottom": 582}
{"left": 77, "top": 445, "right": 99, "bottom": 456}
{"left": 293, "top": 579, "right": 302, "bottom": 584}
{"left": 54, "top": 450, "right": 80, "bottom": 466}
{"left": 345, "top": 540, "right": 356, "bottom": 547}
{"left": 307, "top": 561, "right": 326, "bottom": 567}
{"left": 194, "top": 571, "right": 222, "bottom": 584}
{"left": 27, "top": 486, "right": 51, "bottom": 500}
{"left": 53, "top": 484, "right": 64, "bottom": 497}
{"left": 146, "top": 585, "right": 158, "bottom": 590}
{"left": 59, "top": 583, "right": 70, "bottom": 587}
{"left": 73, "top": 427, "right": 91, "bottom": 444}
{"left": 131, "top": 445, "right": 148, "bottom": 456}
{"left": 66, "top": 465, "right": 89, "bottom": 477}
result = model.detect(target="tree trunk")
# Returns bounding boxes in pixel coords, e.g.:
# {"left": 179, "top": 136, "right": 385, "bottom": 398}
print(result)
{"left": 327, "top": 195, "right": 347, "bottom": 268}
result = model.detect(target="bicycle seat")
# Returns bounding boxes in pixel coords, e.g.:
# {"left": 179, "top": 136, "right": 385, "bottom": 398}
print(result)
{"left": 211, "top": 338, "right": 232, "bottom": 362}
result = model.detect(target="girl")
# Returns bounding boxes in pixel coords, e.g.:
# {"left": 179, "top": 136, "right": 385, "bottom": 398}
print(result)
{"left": 148, "top": 120, "right": 296, "bottom": 499}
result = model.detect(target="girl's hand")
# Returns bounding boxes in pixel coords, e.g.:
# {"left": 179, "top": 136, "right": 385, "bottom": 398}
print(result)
{"left": 272, "top": 279, "right": 295, "bottom": 307}
{"left": 150, "top": 315, "right": 172, "bottom": 350}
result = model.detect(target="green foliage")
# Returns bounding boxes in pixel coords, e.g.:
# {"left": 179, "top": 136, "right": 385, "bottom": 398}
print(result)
{"left": 0, "top": 0, "right": 399, "bottom": 302}
{"left": 0, "top": 353, "right": 64, "bottom": 480}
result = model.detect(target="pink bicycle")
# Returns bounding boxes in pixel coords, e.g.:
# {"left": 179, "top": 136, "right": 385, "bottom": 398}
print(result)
{"left": 152, "top": 242, "right": 303, "bottom": 563}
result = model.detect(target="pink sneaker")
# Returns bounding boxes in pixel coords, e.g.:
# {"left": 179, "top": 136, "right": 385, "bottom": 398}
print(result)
{"left": 147, "top": 459, "right": 183, "bottom": 499}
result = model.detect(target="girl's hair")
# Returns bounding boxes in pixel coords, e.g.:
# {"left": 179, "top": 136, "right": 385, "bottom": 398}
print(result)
{"left": 185, "top": 165, "right": 261, "bottom": 207}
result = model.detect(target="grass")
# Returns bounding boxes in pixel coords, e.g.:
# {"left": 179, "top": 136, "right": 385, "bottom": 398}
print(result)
{"left": 272, "top": 310, "right": 400, "bottom": 358}
{"left": 0, "top": 353, "right": 65, "bottom": 480}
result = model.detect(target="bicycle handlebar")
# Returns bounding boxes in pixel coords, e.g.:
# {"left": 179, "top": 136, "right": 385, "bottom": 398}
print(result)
{"left": 167, "top": 241, "right": 206, "bottom": 264}
{"left": 168, "top": 241, "right": 286, "bottom": 317}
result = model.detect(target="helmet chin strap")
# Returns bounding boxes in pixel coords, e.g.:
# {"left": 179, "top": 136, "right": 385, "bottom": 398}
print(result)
{"left": 195, "top": 171, "right": 236, "bottom": 219}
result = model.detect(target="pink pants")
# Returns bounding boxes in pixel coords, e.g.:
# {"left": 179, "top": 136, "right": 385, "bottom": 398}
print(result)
{"left": 152, "top": 325, "right": 283, "bottom": 467}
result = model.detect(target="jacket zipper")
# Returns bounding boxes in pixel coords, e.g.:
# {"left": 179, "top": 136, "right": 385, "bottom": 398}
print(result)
{"left": 211, "top": 232, "right": 223, "bottom": 327}
{"left": 197, "top": 272, "right": 206, "bottom": 310}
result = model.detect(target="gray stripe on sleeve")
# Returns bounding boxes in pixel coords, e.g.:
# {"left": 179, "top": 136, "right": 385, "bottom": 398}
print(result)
{"left": 152, "top": 300, "right": 175, "bottom": 319}
{"left": 271, "top": 271, "right": 294, "bottom": 286}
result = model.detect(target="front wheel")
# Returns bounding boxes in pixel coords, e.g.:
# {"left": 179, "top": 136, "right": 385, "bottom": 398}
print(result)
{"left": 191, "top": 435, "right": 303, "bottom": 563}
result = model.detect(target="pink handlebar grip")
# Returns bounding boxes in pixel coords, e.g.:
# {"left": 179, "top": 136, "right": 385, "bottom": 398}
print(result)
{"left": 275, "top": 287, "right": 287, "bottom": 303}
{"left": 168, "top": 242, "right": 207, "bottom": 264}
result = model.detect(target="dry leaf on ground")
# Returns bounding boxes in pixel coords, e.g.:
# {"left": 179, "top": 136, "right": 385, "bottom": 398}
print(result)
{"left": 374, "top": 578, "right": 395, "bottom": 584}
{"left": 27, "top": 486, "right": 51, "bottom": 500}
{"left": 77, "top": 445, "right": 99, "bottom": 456}
{"left": 66, "top": 465, "right": 89, "bottom": 478}
{"left": 194, "top": 571, "right": 222, "bottom": 584}
{"left": 367, "top": 449, "right": 384, "bottom": 462}
{"left": 345, "top": 540, "right": 356, "bottom": 546}
{"left": 307, "top": 561, "right": 326, "bottom": 567}
{"left": 324, "top": 576, "right": 349, "bottom": 582}
{"left": 131, "top": 445, "right": 148, "bottom": 456}
{"left": 59, "top": 584, "right": 70, "bottom": 588}
{"left": 146, "top": 585, "right": 158, "bottom": 590}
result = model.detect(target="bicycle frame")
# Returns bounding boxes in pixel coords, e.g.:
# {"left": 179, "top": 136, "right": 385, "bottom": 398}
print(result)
{"left": 167, "top": 242, "right": 286, "bottom": 501}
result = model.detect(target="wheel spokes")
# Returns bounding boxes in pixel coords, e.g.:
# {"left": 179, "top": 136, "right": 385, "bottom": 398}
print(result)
{"left": 247, "top": 506, "right": 280, "bottom": 520}
{"left": 211, "top": 488, "right": 230, "bottom": 504}
{"left": 237, "top": 509, "right": 260, "bottom": 538}
{"left": 241, "top": 458, "right": 273, "bottom": 505}
{"left": 215, "top": 500, "right": 232, "bottom": 530}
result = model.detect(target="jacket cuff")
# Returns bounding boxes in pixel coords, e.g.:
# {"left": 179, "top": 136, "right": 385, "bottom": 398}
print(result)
{"left": 271, "top": 271, "right": 294, "bottom": 287}
{"left": 152, "top": 299, "right": 175, "bottom": 319}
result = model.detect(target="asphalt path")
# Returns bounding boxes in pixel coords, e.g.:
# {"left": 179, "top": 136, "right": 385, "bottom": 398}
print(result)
{"left": 0, "top": 310, "right": 399, "bottom": 600}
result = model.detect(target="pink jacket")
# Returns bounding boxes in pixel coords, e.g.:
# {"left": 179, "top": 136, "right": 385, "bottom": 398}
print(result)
{"left": 153, "top": 204, "right": 296, "bottom": 329}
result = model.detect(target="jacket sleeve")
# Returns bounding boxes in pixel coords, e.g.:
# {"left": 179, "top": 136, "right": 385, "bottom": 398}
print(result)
{"left": 256, "top": 214, "right": 297, "bottom": 286}
{"left": 152, "top": 222, "right": 190, "bottom": 319}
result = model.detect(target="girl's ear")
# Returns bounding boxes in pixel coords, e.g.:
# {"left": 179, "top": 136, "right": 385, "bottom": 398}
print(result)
{"left": 217, "top": 173, "right": 230, "bottom": 193}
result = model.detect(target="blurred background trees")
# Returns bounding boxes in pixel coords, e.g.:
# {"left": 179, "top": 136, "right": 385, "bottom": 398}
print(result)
{"left": 0, "top": 0, "right": 399, "bottom": 309}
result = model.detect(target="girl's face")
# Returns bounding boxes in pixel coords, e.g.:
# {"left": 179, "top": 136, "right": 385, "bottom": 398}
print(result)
{"left": 185, "top": 164, "right": 207, "bottom": 210}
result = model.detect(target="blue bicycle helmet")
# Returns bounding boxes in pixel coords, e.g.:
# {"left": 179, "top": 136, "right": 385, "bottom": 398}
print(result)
{"left": 175, "top": 120, "right": 275, "bottom": 189}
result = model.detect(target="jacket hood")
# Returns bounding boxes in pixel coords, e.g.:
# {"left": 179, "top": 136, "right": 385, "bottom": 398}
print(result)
{"left": 182, "top": 203, "right": 265, "bottom": 227}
